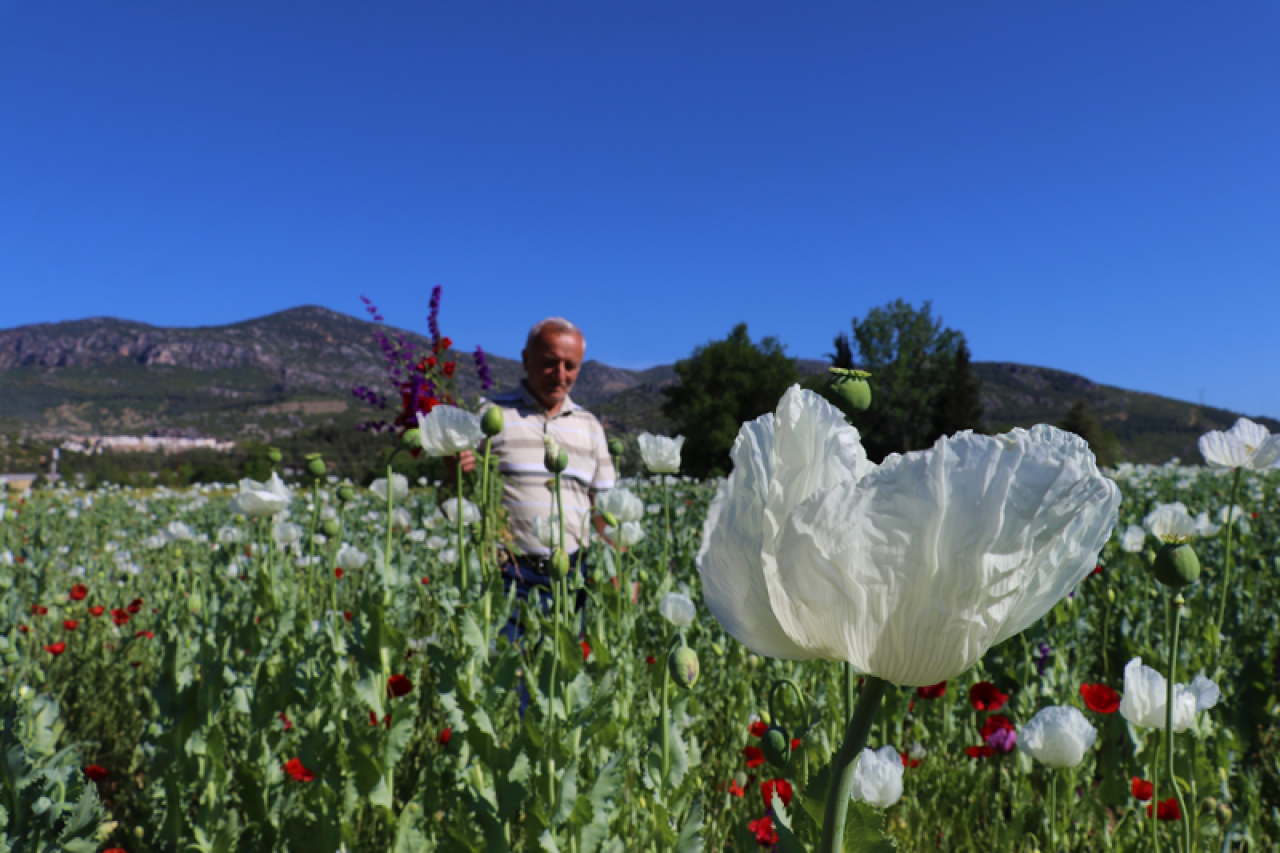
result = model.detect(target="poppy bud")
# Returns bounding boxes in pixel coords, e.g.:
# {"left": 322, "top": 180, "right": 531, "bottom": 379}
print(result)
{"left": 608, "top": 438, "right": 624, "bottom": 457}
{"left": 268, "top": 448, "right": 283, "bottom": 464}
{"left": 544, "top": 441, "right": 569, "bottom": 474}
{"left": 761, "top": 725, "right": 791, "bottom": 768}
{"left": 337, "top": 484, "right": 355, "bottom": 503}
{"left": 1107, "top": 588, "right": 1116, "bottom": 604}
{"left": 481, "top": 406, "right": 504, "bottom": 437}
{"left": 827, "top": 368, "right": 872, "bottom": 412}
{"left": 549, "top": 549, "right": 570, "bottom": 582}
{"left": 668, "top": 647, "right": 699, "bottom": 689}
{"left": 305, "top": 454, "right": 326, "bottom": 478}
{"left": 1200, "top": 797, "right": 1217, "bottom": 814}
{"left": 1153, "top": 541, "right": 1200, "bottom": 588}
{"left": 711, "top": 642, "right": 724, "bottom": 657}
{"left": 402, "top": 428, "right": 421, "bottom": 448}
{"left": 601, "top": 511, "right": 619, "bottom": 528}
{"left": 322, "top": 519, "right": 341, "bottom": 538}
{"left": 1215, "top": 802, "right": 1232, "bottom": 828}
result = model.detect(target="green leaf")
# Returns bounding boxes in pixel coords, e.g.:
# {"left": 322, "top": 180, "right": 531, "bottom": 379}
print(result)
{"left": 673, "top": 798, "right": 704, "bottom": 853}
{"left": 841, "top": 802, "right": 896, "bottom": 853}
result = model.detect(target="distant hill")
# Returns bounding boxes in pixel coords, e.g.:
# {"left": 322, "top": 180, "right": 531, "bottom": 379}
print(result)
{"left": 1, "top": 306, "right": 1274, "bottom": 465}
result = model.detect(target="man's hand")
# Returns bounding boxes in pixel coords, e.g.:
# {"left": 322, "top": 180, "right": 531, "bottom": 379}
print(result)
{"left": 442, "top": 450, "right": 478, "bottom": 491}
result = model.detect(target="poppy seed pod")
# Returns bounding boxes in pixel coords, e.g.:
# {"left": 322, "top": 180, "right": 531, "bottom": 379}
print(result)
{"left": 761, "top": 725, "right": 791, "bottom": 768}
{"left": 601, "top": 511, "right": 619, "bottom": 528}
{"left": 669, "top": 647, "right": 699, "bottom": 689}
{"left": 402, "top": 428, "right": 421, "bottom": 448}
{"left": 827, "top": 368, "right": 872, "bottom": 412}
{"left": 549, "top": 548, "right": 570, "bottom": 582}
{"left": 481, "top": 406, "right": 504, "bottom": 437}
{"left": 305, "top": 454, "right": 326, "bottom": 478}
{"left": 322, "top": 519, "right": 341, "bottom": 538}
{"left": 336, "top": 484, "right": 355, "bottom": 503}
{"left": 1153, "top": 541, "right": 1200, "bottom": 588}
{"left": 545, "top": 446, "right": 569, "bottom": 474}
{"left": 608, "top": 438, "right": 624, "bottom": 457}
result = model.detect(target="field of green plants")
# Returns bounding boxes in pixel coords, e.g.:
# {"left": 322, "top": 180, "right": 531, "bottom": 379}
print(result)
{"left": 2, "top": 407, "right": 1279, "bottom": 852}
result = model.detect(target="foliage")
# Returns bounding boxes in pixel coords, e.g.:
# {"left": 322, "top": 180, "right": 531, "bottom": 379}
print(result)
{"left": 1058, "top": 399, "right": 1122, "bottom": 467}
{"left": 661, "top": 324, "right": 799, "bottom": 477}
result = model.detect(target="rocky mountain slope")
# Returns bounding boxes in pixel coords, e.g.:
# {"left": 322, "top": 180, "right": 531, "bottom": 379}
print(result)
{"left": 2, "top": 306, "right": 1273, "bottom": 464}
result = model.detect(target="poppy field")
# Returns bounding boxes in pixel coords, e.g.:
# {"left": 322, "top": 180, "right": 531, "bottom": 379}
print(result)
{"left": 2, "top": 405, "right": 1279, "bottom": 853}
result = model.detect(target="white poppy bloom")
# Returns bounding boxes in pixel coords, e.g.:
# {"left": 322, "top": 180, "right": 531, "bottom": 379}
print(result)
{"left": 658, "top": 592, "right": 697, "bottom": 628}
{"left": 849, "top": 746, "right": 904, "bottom": 808}
{"left": 1144, "top": 503, "right": 1198, "bottom": 541}
{"left": 1119, "top": 657, "right": 1221, "bottom": 732}
{"left": 416, "top": 405, "right": 486, "bottom": 457}
{"left": 391, "top": 507, "right": 413, "bottom": 529}
{"left": 406, "top": 529, "right": 426, "bottom": 543}
{"left": 605, "top": 521, "right": 646, "bottom": 547}
{"left": 425, "top": 535, "right": 450, "bottom": 551}
{"left": 1119, "top": 525, "right": 1146, "bottom": 553}
{"left": 1017, "top": 706, "right": 1097, "bottom": 768}
{"left": 165, "top": 521, "right": 194, "bottom": 541}
{"left": 272, "top": 522, "right": 303, "bottom": 549}
{"left": 439, "top": 547, "right": 459, "bottom": 565}
{"left": 441, "top": 498, "right": 481, "bottom": 525}
{"left": 638, "top": 433, "right": 685, "bottom": 474}
{"left": 907, "top": 742, "right": 927, "bottom": 761}
{"left": 1194, "top": 512, "right": 1221, "bottom": 538}
{"left": 142, "top": 534, "right": 168, "bottom": 550}
{"left": 597, "top": 487, "right": 645, "bottom": 523}
{"left": 698, "top": 386, "right": 1120, "bottom": 686}
{"left": 532, "top": 514, "right": 561, "bottom": 549}
{"left": 230, "top": 473, "right": 292, "bottom": 517}
{"left": 335, "top": 543, "right": 369, "bottom": 570}
{"left": 217, "top": 525, "right": 243, "bottom": 545}
{"left": 369, "top": 474, "right": 410, "bottom": 503}
{"left": 1217, "top": 504, "right": 1250, "bottom": 534}
{"left": 1198, "top": 418, "right": 1280, "bottom": 470}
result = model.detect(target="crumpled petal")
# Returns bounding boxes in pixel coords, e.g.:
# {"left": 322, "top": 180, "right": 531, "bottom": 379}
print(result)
{"left": 1120, "top": 524, "right": 1146, "bottom": 553}
{"left": 1199, "top": 417, "right": 1280, "bottom": 470}
{"left": 849, "top": 746, "right": 904, "bottom": 808}
{"left": 1144, "top": 503, "right": 1198, "bottom": 541}
{"left": 416, "top": 406, "right": 486, "bottom": 457}
{"left": 771, "top": 424, "right": 1119, "bottom": 686}
{"left": 1120, "top": 657, "right": 1219, "bottom": 732}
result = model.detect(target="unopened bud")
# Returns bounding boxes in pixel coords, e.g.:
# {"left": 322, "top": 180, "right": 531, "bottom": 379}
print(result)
{"left": 608, "top": 438, "right": 624, "bottom": 457}
{"left": 1215, "top": 802, "right": 1232, "bottom": 828}
{"left": 668, "top": 647, "right": 699, "bottom": 689}
{"left": 306, "top": 454, "right": 326, "bottom": 478}
{"left": 827, "top": 368, "right": 872, "bottom": 412}
{"left": 543, "top": 435, "right": 569, "bottom": 473}
{"left": 267, "top": 448, "right": 283, "bottom": 464}
{"left": 322, "top": 519, "right": 341, "bottom": 538}
{"left": 337, "top": 484, "right": 355, "bottom": 503}
{"left": 1200, "top": 797, "right": 1217, "bottom": 814}
{"left": 601, "top": 511, "right": 619, "bottom": 528}
{"left": 1107, "top": 588, "right": 1116, "bottom": 604}
{"left": 761, "top": 725, "right": 791, "bottom": 768}
{"left": 402, "top": 428, "right": 421, "bottom": 449}
{"left": 481, "top": 406, "right": 504, "bottom": 437}
{"left": 549, "top": 549, "right": 570, "bottom": 582}
{"left": 1153, "top": 542, "right": 1200, "bottom": 589}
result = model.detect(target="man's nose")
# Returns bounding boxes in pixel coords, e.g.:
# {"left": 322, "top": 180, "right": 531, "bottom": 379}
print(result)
{"left": 556, "top": 364, "right": 569, "bottom": 385}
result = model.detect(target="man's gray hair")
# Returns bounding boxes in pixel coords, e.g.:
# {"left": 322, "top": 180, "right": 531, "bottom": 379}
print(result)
{"left": 526, "top": 317, "right": 586, "bottom": 351}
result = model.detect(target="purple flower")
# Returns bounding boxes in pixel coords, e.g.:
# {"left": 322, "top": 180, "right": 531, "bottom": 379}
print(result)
{"left": 427, "top": 285, "right": 443, "bottom": 346}
{"left": 474, "top": 346, "right": 493, "bottom": 391}
{"left": 1034, "top": 642, "right": 1052, "bottom": 676}
{"left": 985, "top": 727, "right": 1017, "bottom": 753}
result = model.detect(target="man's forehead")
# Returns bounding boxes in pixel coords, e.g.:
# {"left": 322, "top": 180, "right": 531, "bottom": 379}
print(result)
{"left": 529, "top": 330, "right": 584, "bottom": 357}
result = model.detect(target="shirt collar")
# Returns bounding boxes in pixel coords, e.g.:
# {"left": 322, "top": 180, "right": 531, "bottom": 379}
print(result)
{"left": 518, "top": 381, "right": 578, "bottom": 417}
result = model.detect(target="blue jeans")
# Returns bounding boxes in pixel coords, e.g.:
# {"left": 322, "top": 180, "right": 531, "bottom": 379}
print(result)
{"left": 499, "top": 553, "right": 587, "bottom": 716}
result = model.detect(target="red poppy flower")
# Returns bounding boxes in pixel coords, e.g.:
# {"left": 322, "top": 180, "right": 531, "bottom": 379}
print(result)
{"left": 900, "top": 751, "right": 921, "bottom": 769}
{"left": 127, "top": 598, "right": 143, "bottom": 614}
{"left": 761, "top": 779, "right": 793, "bottom": 808}
{"left": 1080, "top": 683, "right": 1121, "bottom": 714}
{"left": 979, "top": 714, "right": 1015, "bottom": 740}
{"left": 645, "top": 656, "right": 656, "bottom": 665}
{"left": 1147, "top": 798, "right": 1181, "bottom": 821}
{"left": 369, "top": 710, "right": 379, "bottom": 727}
{"left": 343, "top": 611, "right": 353, "bottom": 622}
{"left": 84, "top": 764, "right": 108, "bottom": 781}
{"left": 790, "top": 738, "right": 802, "bottom": 751}
{"left": 63, "top": 620, "right": 79, "bottom": 631}
{"left": 136, "top": 630, "right": 154, "bottom": 640}
{"left": 580, "top": 640, "right": 591, "bottom": 661}
{"left": 89, "top": 605, "right": 105, "bottom": 617}
{"left": 421, "top": 577, "right": 430, "bottom": 585}
{"left": 916, "top": 681, "right": 947, "bottom": 700}
{"left": 17, "top": 624, "right": 27, "bottom": 634}
{"left": 111, "top": 609, "right": 130, "bottom": 626}
{"left": 387, "top": 674, "right": 414, "bottom": 698}
{"left": 283, "top": 757, "right": 315, "bottom": 782}
{"left": 44, "top": 641, "right": 66, "bottom": 655}
{"left": 748, "top": 815, "right": 778, "bottom": 846}
{"left": 1091, "top": 564, "right": 1104, "bottom": 575}
{"left": 728, "top": 779, "right": 745, "bottom": 798}
{"left": 742, "top": 746, "right": 765, "bottom": 768}
{"left": 69, "top": 584, "right": 88, "bottom": 601}
{"left": 965, "top": 745, "right": 994, "bottom": 759}
{"left": 1131, "top": 777, "right": 1153, "bottom": 801}
{"left": 969, "top": 681, "right": 1009, "bottom": 711}
{"left": 279, "top": 712, "right": 293, "bottom": 731}
{"left": 437, "top": 727, "right": 452, "bottom": 746}
{"left": 31, "top": 604, "right": 48, "bottom": 616}
{"left": 104, "top": 849, "right": 127, "bottom": 853}
{"left": 749, "top": 720, "right": 768, "bottom": 738}
{"left": 334, "top": 568, "right": 344, "bottom": 580}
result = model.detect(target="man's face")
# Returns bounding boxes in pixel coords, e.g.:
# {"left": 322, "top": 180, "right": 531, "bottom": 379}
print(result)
{"left": 523, "top": 330, "right": 585, "bottom": 412}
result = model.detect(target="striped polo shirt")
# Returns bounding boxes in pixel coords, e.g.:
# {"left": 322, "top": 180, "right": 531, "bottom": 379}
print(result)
{"left": 482, "top": 383, "right": 616, "bottom": 557}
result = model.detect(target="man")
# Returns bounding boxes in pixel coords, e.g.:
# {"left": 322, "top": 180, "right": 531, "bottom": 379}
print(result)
{"left": 453, "top": 317, "right": 615, "bottom": 604}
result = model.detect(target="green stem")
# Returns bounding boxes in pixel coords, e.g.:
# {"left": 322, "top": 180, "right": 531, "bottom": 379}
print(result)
{"left": 818, "top": 676, "right": 888, "bottom": 853}
{"left": 384, "top": 464, "right": 395, "bottom": 590}
{"left": 660, "top": 647, "right": 670, "bottom": 790}
{"left": 661, "top": 476, "right": 672, "bottom": 573}
{"left": 1213, "top": 466, "right": 1243, "bottom": 664}
{"left": 480, "top": 437, "right": 492, "bottom": 580}
{"left": 1049, "top": 772, "right": 1058, "bottom": 852}
{"left": 456, "top": 457, "right": 467, "bottom": 592}
{"left": 1166, "top": 593, "right": 1191, "bottom": 853}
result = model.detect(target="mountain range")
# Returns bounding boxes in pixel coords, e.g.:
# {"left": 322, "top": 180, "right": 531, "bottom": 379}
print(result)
{"left": 1, "top": 305, "right": 1273, "bottom": 465}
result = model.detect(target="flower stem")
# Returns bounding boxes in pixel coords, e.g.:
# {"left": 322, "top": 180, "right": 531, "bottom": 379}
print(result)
{"left": 660, "top": 643, "right": 671, "bottom": 790}
{"left": 661, "top": 475, "right": 672, "bottom": 572}
{"left": 384, "top": 463, "right": 395, "bottom": 591}
{"left": 1049, "top": 772, "right": 1058, "bottom": 852}
{"left": 1166, "top": 593, "right": 1191, "bottom": 853}
{"left": 456, "top": 457, "right": 467, "bottom": 592}
{"left": 1212, "top": 466, "right": 1243, "bottom": 665}
{"left": 819, "top": 676, "right": 888, "bottom": 853}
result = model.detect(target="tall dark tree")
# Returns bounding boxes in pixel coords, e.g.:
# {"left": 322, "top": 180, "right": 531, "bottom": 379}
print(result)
{"left": 661, "top": 323, "right": 800, "bottom": 477}
{"left": 1059, "top": 399, "right": 1120, "bottom": 467}
{"left": 931, "top": 339, "right": 985, "bottom": 439}
{"left": 827, "top": 332, "right": 855, "bottom": 369}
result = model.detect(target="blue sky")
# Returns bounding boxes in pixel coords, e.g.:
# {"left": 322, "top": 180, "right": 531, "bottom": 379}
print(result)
{"left": 2, "top": 1, "right": 1278, "bottom": 418}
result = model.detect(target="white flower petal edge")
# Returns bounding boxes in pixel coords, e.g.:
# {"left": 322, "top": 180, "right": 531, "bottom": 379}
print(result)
{"left": 771, "top": 424, "right": 1120, "bottom": 686}
{"left": 1199, "top": 417, "right": 1280, "bottom": 470}
{"left": 698, "top": 387, "right": 872, "bottom": 660}
{"left": 638, "top": 433, "right": 685, "bottom": 474}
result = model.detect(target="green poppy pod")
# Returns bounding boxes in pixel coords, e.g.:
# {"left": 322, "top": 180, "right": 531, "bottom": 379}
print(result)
{"left": 600, "top": 511, "right": 619, "bottom": 528}
{"left": 828, "top": 369, "right": 872, "bottom": 412}
{"left": 608, "top": 438, "right": 624, "bottom": 457}
{"left": 545, "top": 447, "right": 569, "bottom": 474}
{"left": 267, "top": 448, "right": 283, "bottom": 464}
{"left": 305, "top": 455, "right": 326, "bottom": 478}
{"left": 549, "top": 548, "right": 571, "bottom": 582}
{"left": 322, "top": 519, "right": 341, "bottom": 538}
{"left": 481, "top": 406, "right": 505, "bottom": 437}
{"left": 336, "top": 484, "right": 355, "bottom": 503}
{"left": 668, "top": 647, "right": 700, "bottom": 689}
{"left": 1153, "top": 541, "right": 1200, "bottom": 589}
{"left": 761, "top": 725, "right": 791, "bottom": 768}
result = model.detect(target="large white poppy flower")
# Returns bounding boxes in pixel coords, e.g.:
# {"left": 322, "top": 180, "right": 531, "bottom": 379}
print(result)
{"left": 335, "top": 543, "right": 369, "bottom": 570}
{"left": 604, "top": 521, "right": 646, "bottom": 547}
{"left": 1017, "top": 706, "right": 1096, "bottom": 768}
{"left": 1143, "top": 502, "right": 1198, "bottom": 542}
{"left": 658, "top": 592, "right": 697, "bottom": 628}
{"left": 597, "top": 487, "right": 645, "bottom": 523}
{"left": 416, "top": 405, "right": 486, "bottom": 457}
{"left": 849, "top": 746, "right": 904, "bottom": 808}
{"left": 369, "top": 473, "right": 410, "bottom": 503}
{"left": 1119, "top": 657, "right": 1220, "bottom": 732}
{"left": 230, "top": 473, "right": 292, "bottom": 517}
{"left": 1198, "top": 418, "right": 1280, "bottom": 470}
{"left": 441, "top": 497, "right": 481, "bottom": 525}
{"left": 638, "top": 433, "right": 685, "bottom": 474}
{"left": 699, "top": 386, "right": 1120, "bottom": 686}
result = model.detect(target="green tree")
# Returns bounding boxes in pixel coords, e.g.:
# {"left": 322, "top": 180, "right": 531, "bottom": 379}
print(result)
{"left": 661, "top": 323, "right": 800, "bottom": 477}
{"left": 931, "top": 339, "right": 985, "bottom": 439}
{"left": 1058, "top": 399, "right": 1121, "bottom": 467}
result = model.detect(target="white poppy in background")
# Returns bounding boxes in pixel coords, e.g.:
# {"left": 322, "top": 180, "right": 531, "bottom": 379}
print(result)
{"left": 335, "top": 543, "right": 369, "bottom": 570}
{"left": 439, "top": 547, "right": 459, "bottom": 565}
{"left": 391, "top": 507, "right": 413, "bottom": 529}
{"left": 638, "top": 433, "right": 685, "bottom": 474}
{"left": 230, "top": 473, "right": 292, "bottom": 518}
{"left": 415, "top": 405, "right": 485, "bottom": 457}
{"left": 217, "top": 525, "right": 242, "bottom": 545}
{"left": 369, "top": 474, "right": 409, "bottom": 503}
{"left": 1119, "top": 657, "right": 1220, "bottom": 732}
{"left": 406, "top": 529, "right": 426, "bottom": 543}
{"left": 425, "top": 535, "right": 449, "bottom": 551}
{"left": 1017, "top": 706, "right": 1097, "bottom": 768}
{"left": 849, "top": 746, "right": 904, "bottom": 808}
{"left": 442, "top": 498, "right": 481, "bottom": 525}
{"left": 597, "top": 487, "right": 645, "bottom": 523}
{"left": 699, "top": 386, "right": 1120, "bottom": 686}
{"left": 1217, "top": 504, "right": 1250, "bottom": 535}
{"left": 658, "top": 591, "right": 697, "bottom": 628}
{"left": 142, "top": 534, "right": 167, "bottom": 550}
{"left": 605, "top": 521, "right": 646, "bottom": 547}
{"left": 531, "top": 514, "right": 562, "bottom": 549}
{"left": 1194, "top": 512, "right": 1220, "bottom": 538}
{"left": 1119, "top": 525, "right": 1146, "bottom": 553}
{"left": 1198, "top": 418, "right": 1280, "bottom": 470}
{"left": 272, "top": 522, "right": 303, "bottom": 549}
{"left": 165, "top": 521, "right": 194, "bottom": 541}
{"left": 1144, "top": 502, "right": 1198, "bottom": 542}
